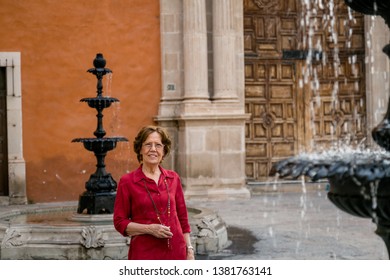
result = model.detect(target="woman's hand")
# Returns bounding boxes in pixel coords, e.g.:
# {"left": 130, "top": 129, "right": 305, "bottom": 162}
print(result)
{"left": 148, "top": 224, "right": 173, "bottom": 239}
{"left": 124, "top": 222, "right": 172, "bottom": 238}
{"left": 187, "top": 247, "right": 195, "bottom": 260}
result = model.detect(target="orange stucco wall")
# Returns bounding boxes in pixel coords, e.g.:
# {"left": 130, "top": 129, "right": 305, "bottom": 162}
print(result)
{"left": 0, "top": 0, "right": 161, "bottom": 202}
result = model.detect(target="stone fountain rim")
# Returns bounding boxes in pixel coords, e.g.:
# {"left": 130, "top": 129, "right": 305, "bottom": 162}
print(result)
{"left": 0, "top": 201, "right": 230, "bottom": 259}
{"left": 0, "top": 201, "right": 221, "bottom": 228}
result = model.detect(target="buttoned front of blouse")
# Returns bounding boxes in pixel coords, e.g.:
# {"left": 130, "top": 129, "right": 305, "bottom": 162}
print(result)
{"left": 113, "top": 165, "right": 191, "bottom": 260}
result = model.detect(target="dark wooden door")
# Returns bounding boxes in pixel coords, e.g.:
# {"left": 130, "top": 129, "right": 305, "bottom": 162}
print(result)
{"left": 0, "top": 67, "right": 8, "bottom": 196}
{"left": 244, "top": 0, "right": 366, "bottom": 181}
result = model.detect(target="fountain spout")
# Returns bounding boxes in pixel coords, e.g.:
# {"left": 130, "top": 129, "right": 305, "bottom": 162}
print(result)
{"left": 87, "top": 53, "right": 112, "bottom": 98}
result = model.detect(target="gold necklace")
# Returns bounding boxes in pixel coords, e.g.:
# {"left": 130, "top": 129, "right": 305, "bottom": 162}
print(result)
{"left": 143, "top": 178, "right": 171, "bottom": 248}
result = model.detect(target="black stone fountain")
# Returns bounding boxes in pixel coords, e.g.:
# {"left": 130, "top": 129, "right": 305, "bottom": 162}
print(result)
{"left": 72, "top": 53, "right": 128, "bottom": 215}
{"left": 270, "top": 0, "right": 390, "bottom": 259}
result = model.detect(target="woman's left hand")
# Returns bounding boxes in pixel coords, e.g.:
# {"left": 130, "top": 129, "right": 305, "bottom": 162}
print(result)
{"left": 187, "top": 248, "right": 195, "bottom": 260}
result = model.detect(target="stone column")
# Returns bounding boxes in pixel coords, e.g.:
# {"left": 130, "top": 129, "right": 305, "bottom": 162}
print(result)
{"left": 183, "top": 0, "right": 209, "bottom": 100}
{"left": 157, "top": 0, "right": 250, "bottom": 201}
{"left": 212, "top": 0, "right": 237, "bottom": 100}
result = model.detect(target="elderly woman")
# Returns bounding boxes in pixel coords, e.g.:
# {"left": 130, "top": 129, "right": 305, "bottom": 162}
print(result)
{"left": 113, "top": 125, "right": 194, "bottom": 260}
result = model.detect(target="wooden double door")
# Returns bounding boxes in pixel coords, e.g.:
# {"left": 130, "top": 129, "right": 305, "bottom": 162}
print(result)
{"left": 244, "top": 0, "right": 366, "bottom": 181}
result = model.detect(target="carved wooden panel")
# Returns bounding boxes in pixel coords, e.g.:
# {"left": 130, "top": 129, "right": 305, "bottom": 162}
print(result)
{"left": 244, "top": 0, "right": 366, "bottom": 181}
{"left": 245, "top": 60, "right": 301, "bottom": 179}
{"left": 0, "top": 67, "right": 8, "bottom": 196}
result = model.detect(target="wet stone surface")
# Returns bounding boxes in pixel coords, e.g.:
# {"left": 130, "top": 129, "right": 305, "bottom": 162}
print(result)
{"left": 197, "top": 226, "right": 258, "bottom": 260}
{"left": 194, "top": 185, "right": 388, "bottom": 260}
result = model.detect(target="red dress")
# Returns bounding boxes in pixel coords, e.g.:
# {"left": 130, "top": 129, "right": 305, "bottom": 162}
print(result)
{"left": 113, "top": 165, "right": 191, "bottom": 260}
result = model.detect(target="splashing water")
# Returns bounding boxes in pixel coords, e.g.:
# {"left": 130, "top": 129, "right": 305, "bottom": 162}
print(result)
{"left": 299, "top": 0, "right": 367, "bottom": 151}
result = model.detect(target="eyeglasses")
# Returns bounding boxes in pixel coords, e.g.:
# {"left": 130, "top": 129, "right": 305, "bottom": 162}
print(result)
{"left": 143, "top": 143, "right": 164, "bottom": 150}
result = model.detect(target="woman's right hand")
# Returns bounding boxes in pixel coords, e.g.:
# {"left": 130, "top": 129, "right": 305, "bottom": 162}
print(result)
{"left": 148, "top": 224, "right": 173, "bottom": 239}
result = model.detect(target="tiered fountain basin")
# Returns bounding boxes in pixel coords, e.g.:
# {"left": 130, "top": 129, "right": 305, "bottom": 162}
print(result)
{"left": 72, "top": 137, "right": 128, "bottom": 153}
{"left": 80, "top": 96, "right": 119, "bottom": 110}
{"left": 0, "top": 202, "right": 228, "bottom": 259}
{"left": 270, "top": 148, "right": 390, "bottom": 257}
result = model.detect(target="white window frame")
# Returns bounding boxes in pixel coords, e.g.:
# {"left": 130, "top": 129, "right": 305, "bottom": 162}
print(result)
{"left": 0, "top": 52, "right": 27, "bottom": 205}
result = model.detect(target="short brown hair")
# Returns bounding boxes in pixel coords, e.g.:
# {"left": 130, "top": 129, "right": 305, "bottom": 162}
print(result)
{"left": 133, "top": 125, "right": 172, "bottom": 163}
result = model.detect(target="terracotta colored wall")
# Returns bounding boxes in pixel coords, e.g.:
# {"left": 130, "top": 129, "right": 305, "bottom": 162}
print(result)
{"left": 0, "top": 0, "right": 161, "bottom": 202}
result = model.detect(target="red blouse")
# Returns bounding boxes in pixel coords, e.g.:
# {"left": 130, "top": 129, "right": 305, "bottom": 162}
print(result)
{"left": 113, "top": 165, "right": 191, "bottom": 260}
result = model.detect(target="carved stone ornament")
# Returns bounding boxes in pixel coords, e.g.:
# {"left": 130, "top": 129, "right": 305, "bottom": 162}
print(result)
{"left": 1, "top": 228, "right": 24, "bottom": 248}
{"left": 80, "top": 226, "right": 105, "bottom": 248}
{"left": 253, "top": 0, "right": 278, "bottom": 10}
{"left": 197, "top": 218, "right": 218, "bottom": 238}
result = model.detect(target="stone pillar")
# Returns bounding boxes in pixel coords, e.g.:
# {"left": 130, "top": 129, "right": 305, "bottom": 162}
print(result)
{"left": 178, "top": 117, "right": 250, "bottom": 201}
{"left": 157, "top": 0, "right": 250, "bottom": 201}
{"left": 212, "top": 0, "right": 237, "bottom": 100}
{"left": 183, "top": 0, "right": 209, "bottom": 100}
{"left": 177, "top": 0, "right": 250, "bottom": 200}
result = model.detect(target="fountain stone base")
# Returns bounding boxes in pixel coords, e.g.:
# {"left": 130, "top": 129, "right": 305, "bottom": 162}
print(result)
{"left": 0, "top": 202, "right": 229, "bottom": 259}
{"left": 77, "top": 191, "right": 116, "bottom": 215}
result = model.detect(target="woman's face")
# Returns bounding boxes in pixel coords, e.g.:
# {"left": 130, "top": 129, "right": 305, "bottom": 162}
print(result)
{"left": 141, "top": 131, "right": 165, "bottom": 166}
